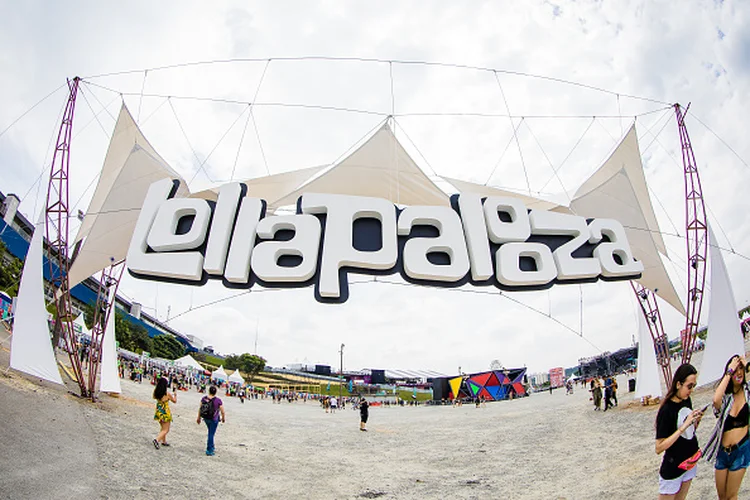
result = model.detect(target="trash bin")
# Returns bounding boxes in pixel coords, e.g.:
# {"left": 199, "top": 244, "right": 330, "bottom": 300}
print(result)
{"left": 628, "top": 378, "right": 636, "bottom": 392}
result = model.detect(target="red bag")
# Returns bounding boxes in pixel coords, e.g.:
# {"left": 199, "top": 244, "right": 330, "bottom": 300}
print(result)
{"left": 678, "top": 449, "right": 702, "bottom": 471}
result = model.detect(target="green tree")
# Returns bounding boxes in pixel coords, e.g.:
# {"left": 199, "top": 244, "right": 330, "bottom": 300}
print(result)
{"left": 152, "top": 334, "right": 185, "bottom": 360}
{"left": 113, "top": 310, "right": 152, "bottom": 354}
{"left": 0, "top": 241, "right": 22, "bottom": 296}
{"left": 224, "top": 353, "right": 266, "bottom": 381}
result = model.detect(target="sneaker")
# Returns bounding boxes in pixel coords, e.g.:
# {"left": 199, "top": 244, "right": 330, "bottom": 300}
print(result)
{"left": 153, "top": 439, "right": 160, "bottom": 450}
{"left": 161, "top": 442, "right": 170, "bottom": 447}
{"left": 206, "top": 450, "right": 215, "bottom": 456}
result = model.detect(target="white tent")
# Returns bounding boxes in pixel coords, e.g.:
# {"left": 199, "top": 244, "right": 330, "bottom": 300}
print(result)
{"left": 10, "top": 220, "right": 64, "bottom": 384}
{"left": 635, "top": 303, "right": 662, "bottom": 399}
{"left": 211, "top": 365, "right": 228, "bottom": 382}
{"left": 175, "top": 354, "right": 204, "bottom": 371}
{"left": 699, "top": 226, "right": 745, "bottom": 385}
{"left": 228, "top": 369, "right": 245, "bottom": 384}
{"left": 270, "top": 123, "right": 450, "bottom": 209}
{"left": 68, "top": 105, "right": 189, "bottom": 288}
{"left": 73, "top": 313, "right": 92, "bottom": 339}
{"left": 569, "top": 125, "right": 684, "bottom": 315}
{"left": 191, "top": 164, "right": 326, "bottom": 205}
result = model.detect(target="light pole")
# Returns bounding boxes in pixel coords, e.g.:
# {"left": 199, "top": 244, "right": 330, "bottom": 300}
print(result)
{"left": 339, "top": 343, "right": 345, "bottom": 402}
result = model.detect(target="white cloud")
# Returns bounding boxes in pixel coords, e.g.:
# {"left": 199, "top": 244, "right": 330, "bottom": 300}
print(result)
{"left": 2, "top": 0, "right": 750, "bottom": 376}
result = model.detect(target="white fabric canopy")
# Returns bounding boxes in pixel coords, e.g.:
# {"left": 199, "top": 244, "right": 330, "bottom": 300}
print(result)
{"left": 68, "top": 105, "right": 189, "bottom": 288}
{"left": 270, "top": 123, "right": 450, "bottom": 209}
{"left": 635, "top": 302, "right": 662, "bottom": 398}
{"left": 440, "top": 176, "right": 568, "bottom": 213}
{"left": 699, "top": 226, "right": 745, "bottom": 385}
{"left": 570, "top": 125, "right": 684, "bottom": 315}
{"left": 10, "top": 221, "right": 64, "bottom": 384}
{"left": 228, "top": 369, "right": 245, "bottom": 384}
{"left": 211, "top": 365, "right": 228, "bottom": 381}
{"left": 175, "top": 354, "right": 204, "bottom": 371}
{"left": 99, "top": 287, "right": 121, "bottom": 393}
{"left": 192, "top": 165, "right": 326, "bottom": 205}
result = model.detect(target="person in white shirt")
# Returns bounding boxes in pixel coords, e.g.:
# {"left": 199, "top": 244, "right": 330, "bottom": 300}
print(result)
{"left": 330, "top": 396, "right": 338, "bottom": 414}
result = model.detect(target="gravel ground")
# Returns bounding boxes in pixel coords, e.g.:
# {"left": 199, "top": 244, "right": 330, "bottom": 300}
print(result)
{"left": 0, "top": 329, "right": 743, "bottom": 499}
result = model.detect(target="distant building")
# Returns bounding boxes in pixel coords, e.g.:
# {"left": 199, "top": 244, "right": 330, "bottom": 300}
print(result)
{"left": 186, "top": 334, "right": 203, "bottom": 350}
{"left": 549, "top": 367, "right": 565, "bottom": 388}
{"left": 0, "top": 188, "right": 205, "bottom": 353}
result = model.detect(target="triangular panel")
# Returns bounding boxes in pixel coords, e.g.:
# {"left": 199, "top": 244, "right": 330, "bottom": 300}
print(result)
{"left": 469, "top": 372, "right": 492, "bottom": 387}
{"left": 467, "top": 380, "right": 481, "bottom": 396}
{"left": 10, "top": 221, "right": 64, "bottom": 384}
{"left": 485, "top": 372, "right": 500, "bottom": 386}
{"left": 270, "top": 123, "right": 450, "bottom": 208}
{"left": 449, "top": 377, "right": 463, "bottom": 400}
{"left": 570, "top": 125, "right": 684, "bottom": 314}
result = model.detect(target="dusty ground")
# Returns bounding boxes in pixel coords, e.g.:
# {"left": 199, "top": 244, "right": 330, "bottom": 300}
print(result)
{"left": 0, "top": 330, "right": 738, "bottom": 499}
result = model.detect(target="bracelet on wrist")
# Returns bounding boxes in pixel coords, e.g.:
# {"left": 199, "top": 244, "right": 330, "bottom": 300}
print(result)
{"left": 726, "top": 368, "right": 735, "bottom": 377}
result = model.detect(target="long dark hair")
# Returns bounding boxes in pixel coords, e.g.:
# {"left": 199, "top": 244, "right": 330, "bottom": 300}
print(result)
{"left": 661, "top": 363, "right": 697, "bottom": 408}
{"left": 153, "top": 377, "right": 168, "bottom": 401}
{"left": 723, "top": 355, "right": 746, "bottom": 395}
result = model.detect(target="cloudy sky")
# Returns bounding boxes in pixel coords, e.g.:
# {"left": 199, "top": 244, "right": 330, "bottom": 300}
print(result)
{"left": 2, "top": 0, "right": 750, "bottom": 376}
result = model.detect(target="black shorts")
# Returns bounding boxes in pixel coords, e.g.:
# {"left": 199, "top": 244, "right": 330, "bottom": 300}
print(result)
{"left": 360, "top": 413, "right": 368, "bottom": 423}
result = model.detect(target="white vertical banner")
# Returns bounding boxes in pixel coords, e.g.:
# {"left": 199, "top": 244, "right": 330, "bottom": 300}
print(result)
{"left": 635, "top": 302, "right": 661, "bottom": 398}
{"left": 699, "top": 226, "right": 745, "bottom": 385}
{"left": 10, "top": 220, "right": 64, "bottom": 384}
{"left": 99, "top": 286, "right": 121, "bottom": 393}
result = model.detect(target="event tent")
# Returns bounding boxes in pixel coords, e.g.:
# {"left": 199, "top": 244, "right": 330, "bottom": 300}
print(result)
{"left": 228, "top": 369, "right": 245, "bottom": 384}
{"left": 174, "top": 354, "right": 204, "bottom": 371}
{"left": 211, "top": 365, "right": 228, "bottom": 382}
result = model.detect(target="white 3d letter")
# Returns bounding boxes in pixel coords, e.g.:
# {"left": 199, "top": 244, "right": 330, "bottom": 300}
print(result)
{"left": 251, "top": 214, "right": 321, "bottom": 283}
{"left": 127, "top": 178, "right": 205, "bottom": 281}
{"left": 457, "top": 194, "right": 493, "bottom": 281}
{"left": 302, "top": 193, "right": 397, "bottom": 298}
{"left": 398, "top": 206, "right": 469, "bottom": 282}
{"left": 224, "top": 197, "right": 264, "bottom": 284}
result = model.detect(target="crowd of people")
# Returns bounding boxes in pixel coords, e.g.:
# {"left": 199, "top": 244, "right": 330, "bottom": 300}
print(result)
{"left": 586, "top": 376, "right": 619, "bottom": 411}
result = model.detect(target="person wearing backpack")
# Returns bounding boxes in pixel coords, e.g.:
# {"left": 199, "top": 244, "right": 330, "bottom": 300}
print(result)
{"left": 196, "top": 385, "right": 225, "bottom": 456}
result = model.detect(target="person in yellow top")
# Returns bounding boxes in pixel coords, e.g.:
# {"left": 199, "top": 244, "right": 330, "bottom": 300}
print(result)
{"left": 153, "top": 377, "right": 177, "bottom": 449}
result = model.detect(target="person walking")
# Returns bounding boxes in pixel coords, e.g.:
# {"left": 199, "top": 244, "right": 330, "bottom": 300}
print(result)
{"left": 592, "top": 378, "right": 602, "bottom": 411}
{"left": 611, "top": 377, "right": 618, "bottom": 407}
{"left": 197, "top": 385, "right": 225, "bottom": 456}
{"left": 330, "top": 395, "right": 338, "bottom": 414}
{"left": 603, "top": 376, "right": 613, "bottom": 411}
{"left": 704, "top": 355, "right": 750, "bottom": 500}
{"left": 655, "top": 363, "right": 704, "bottom": 499}
{"left": 152, "top": 377, "right": 177, "bottom": 449}
{"left": 359, "top": 397, "right": 369, "bottom": 431}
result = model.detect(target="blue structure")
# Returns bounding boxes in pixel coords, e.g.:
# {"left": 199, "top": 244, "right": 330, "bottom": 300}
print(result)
{"left": 0, "top": 212, "right": 195, "bottom": 351}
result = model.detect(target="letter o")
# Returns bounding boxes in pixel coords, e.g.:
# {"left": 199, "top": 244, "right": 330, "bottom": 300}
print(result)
{"left": 496, "top": 242, "right": 557, "bottom": 286}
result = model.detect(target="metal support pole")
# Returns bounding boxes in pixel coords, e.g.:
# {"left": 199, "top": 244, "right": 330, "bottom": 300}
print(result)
{"left": 675, "top": 103, "right": 708, "bottom": 365}
{"left": 45, "top": 77, "right": 86, "bottom": 396}
{"left": 631, "top": 282, "right": 673, "bottom": 388}
{"left": 86, "top": 261, "right": 125, "bottom": 399}
{"left": 339, "top": 343, "right": 344, "bottom": 401}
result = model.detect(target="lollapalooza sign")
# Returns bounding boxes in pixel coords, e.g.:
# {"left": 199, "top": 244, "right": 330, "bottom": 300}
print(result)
{"left": 127, "top": 178, "right": 643, "bottom": 303}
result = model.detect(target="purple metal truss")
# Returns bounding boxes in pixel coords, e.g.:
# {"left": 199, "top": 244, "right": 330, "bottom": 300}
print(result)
{"left": 45, "top": 77, "right": 87, "bottom": 395}
{"left": 675, "top": 104, "right": 708, "bottom": 365}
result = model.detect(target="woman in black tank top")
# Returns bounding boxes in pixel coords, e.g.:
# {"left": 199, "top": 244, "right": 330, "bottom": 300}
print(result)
{"left": 707, "top": 355, "right": 750, "bottom": 500}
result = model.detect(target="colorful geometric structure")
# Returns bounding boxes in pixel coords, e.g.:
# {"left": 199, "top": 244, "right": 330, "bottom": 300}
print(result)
{"left": 436, "top": 368, "right": 527, "bottom": 402}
